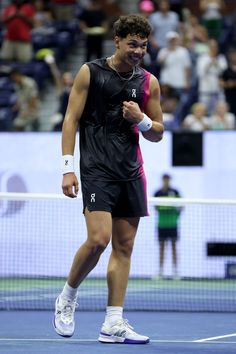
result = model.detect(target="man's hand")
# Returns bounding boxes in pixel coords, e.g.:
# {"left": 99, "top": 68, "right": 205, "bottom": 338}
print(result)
{"left": 62, "top": 173, "right": 79, "bottom": 198}
{"left": 122, "top": 101, "right": 143, "bottom": 124}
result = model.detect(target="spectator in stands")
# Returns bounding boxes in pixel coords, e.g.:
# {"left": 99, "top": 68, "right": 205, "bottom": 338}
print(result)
{"left": 149, "top": 0, "right": 180, "bottom": 50}
{"left": 138, "top": 1, "right": 157, "bottom": 74}
{"left": 220, "top": 49, "right": 236, "bottom": 116}
{"left": 196, "top": 38, "right": 227, "bottom": 115}
{"left": 139, "top": 1, "right": 155, "bottom": 20}
{"left": 160, "top": 83, "right": 179, "bottom": 125}
{"left": 0, "top": 0, "right": 35, "bottom": 62}
{"left": 55, "top": 71, "right": 73, "bottom": 130}
{"left": 79, "top": 0, "right": 108, "bottom": 62}
{"left": 32, "top": 0, "right": 55, "bottom": 36}
{"left": 182, "top": 102, "right": 209, "bottom": 131}
{"left": 51, "top": 0, "right": 77, "bottom": 22}
{"left": 154, "top": 173, "right": 182, "bottom": 279}
{"left": 51, "top": 71, "right": 74, "bottom": 131}
{"left": 200, "top": 0, "right": 224, "bottom": 41}
{"left": 157, "top": 31, "right": 192, "bottom": 97}
{"left": 37, "top": 51, "right": 73, "bottom": 130}
{"left": 169, "top": 0, "right": 185, "bottom": 21}
{"left": 209, "top": 101, "right": 235, "bottom": 130}
{"left": 184, "top": 13, "right": 209, "bottom": 57}
{"left": 9, "top": 68, "right": 40, "bottom": 131}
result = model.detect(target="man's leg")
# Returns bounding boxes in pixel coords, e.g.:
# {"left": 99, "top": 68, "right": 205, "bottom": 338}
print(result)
{"left": 107, "top": 217, "right": 138, "bottom": 306}
{"left": 98, "top": 217, "right": 149, "bottom": 344}
{"left": 0, "top": 40, "right": 14, "bottom": 61}
{"left": 171, "top": 240, "right": 178, "bottom": 278}
{"left": 54, "top": 210, "right": 112, "bottom": 337}
{"left": 67, "top": 209, "right": 112, "bottom": 287}
{"left": 159, "top": 240, "right": 165, "bottom": 278}
{"left": 16, "top": 42, "right": 33, "bottom": 62}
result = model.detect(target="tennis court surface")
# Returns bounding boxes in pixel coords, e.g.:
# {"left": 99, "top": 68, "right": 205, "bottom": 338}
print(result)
{"left": 1, "top": 311, "right": 236, "bottom": 354}
{"left": 1, "top": 194, "right": 236, "bottom": 353}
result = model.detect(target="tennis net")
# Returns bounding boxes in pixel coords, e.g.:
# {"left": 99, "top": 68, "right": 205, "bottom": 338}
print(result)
{"left": 0, "top": 192, "right": 236, "bottom": 312}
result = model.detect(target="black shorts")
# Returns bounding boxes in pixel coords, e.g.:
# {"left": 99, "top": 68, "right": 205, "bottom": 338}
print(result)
{"left": 158, "top": 228, "right": 178, "bottom": 241}
{"left": 81, "top": 176, "right": 148, "bottom": 218}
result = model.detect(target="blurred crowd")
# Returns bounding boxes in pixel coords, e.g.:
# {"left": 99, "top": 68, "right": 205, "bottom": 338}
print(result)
{"left": 0, "top": 0, "right": 235, "bottom": 132}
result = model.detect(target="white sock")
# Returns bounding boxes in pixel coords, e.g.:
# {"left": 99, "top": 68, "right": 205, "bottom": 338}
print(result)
{"left": 104, "top": 306, "right": 123, "bottom": 326}
{"left": 61, "top": 282, "right": 78, "bottom": 301}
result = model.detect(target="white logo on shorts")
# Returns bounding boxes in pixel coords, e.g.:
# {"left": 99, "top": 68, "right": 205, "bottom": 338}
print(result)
{"left": 91, "top": 193, "right": 96, "bottom": 202}
{"left": 131, "top": 89, "right": 136, "bottom": 98}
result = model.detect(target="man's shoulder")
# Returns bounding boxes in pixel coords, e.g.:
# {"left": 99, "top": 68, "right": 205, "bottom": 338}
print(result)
{"left": 22, "top": 76, "right": 38, "bottom": 90}
{"left": 169, "top": 11, "right": 179, "bottom": 20}
{"left": 4, "top": 4, "right": 15, "bottom": 14}
{"left": 86, "top": 58, "right": 106, "bottom": 66}
{"left": 86, "top": 58, "right": 108, "bottom": 72}
{"left": 23, "top": 75, "right": 36, "bottom": 84}
{"left": 137, "top": 65, "right": 150, "bottom": 76}
{"left": 154, "top": 189, "right": 162, "bottom": 197}
{"left": 169, "top": 188, "right": 180, "bottom": 196}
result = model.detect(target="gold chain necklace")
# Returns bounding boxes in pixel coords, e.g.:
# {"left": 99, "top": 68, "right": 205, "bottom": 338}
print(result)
{"left": 109, "top": 55, "right": 136, "bottom": 81}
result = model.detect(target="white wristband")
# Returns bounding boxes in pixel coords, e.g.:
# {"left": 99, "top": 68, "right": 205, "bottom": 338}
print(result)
{"left": 137, "top": 113, "right": 153, "bottom": 132}
{"left": 62, "top": 155, "right": 74, "bottom": 174}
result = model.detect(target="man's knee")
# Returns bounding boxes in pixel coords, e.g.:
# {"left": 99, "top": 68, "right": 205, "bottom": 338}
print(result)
{"left": 115, "top": 238, "right": 135, "bottom": 258}
{"left": 87, "top": 229, "right": 111, "bottom": 254}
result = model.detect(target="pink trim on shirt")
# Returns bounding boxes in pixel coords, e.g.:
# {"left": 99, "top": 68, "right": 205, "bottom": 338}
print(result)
{"left": 142, "top": 70, "right": 151, "bottom": 111}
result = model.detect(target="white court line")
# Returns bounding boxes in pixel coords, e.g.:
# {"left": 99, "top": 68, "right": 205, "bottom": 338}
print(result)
{"left": 0, "top": 338, "right": 235, "bottom": 344}
{"left": 194, "top": 333, "right": 236, "bottom": 342}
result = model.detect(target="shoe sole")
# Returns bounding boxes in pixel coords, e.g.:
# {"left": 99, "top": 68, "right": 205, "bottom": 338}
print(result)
{"left": 98, "top": 333, "right": 149, "bottom": 344}
{"left": 53, "top": 317, "right": 74, "bottom": 338}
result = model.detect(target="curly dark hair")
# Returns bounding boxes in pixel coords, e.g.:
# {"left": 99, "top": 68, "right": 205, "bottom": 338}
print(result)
{"left": 113, "top": 14, "right": 152, "bottom": 39}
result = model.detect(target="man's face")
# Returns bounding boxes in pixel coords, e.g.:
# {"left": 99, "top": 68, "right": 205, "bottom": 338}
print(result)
{"left": 115, "top": 34, "right": 148, "bottom": 67}
{"left": 163, "top": 176, "right": 170, "bottom": 188}
{"left": 159, "top": 0, "right": 169, "bottom": 12}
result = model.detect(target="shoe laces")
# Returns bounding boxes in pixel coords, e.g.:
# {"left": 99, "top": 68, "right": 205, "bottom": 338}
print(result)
{"left": 115, "top": 319, "right": 134, "bottom": 332}
{"left": 58, "top": 297, "right": 78, "bottom": 324}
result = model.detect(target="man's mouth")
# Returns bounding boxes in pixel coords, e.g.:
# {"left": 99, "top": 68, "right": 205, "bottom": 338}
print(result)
{"left": 129, "top": 56, "right": 142, "bottom": 64}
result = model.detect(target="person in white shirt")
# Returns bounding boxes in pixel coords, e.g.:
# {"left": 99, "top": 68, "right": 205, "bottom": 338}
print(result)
{"left": 157, "top": 31, "right": 192, "bottom": 94}
{"left": 196, "top": 38, "right": 227, "bottom": 115}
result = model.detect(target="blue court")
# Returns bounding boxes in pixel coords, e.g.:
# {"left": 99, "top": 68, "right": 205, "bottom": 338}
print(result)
{"left": 1, "top": 311, "right": 236, "bottom": 354}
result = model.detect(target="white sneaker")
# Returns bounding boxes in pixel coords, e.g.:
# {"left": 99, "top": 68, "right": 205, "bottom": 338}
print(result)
{"left": 98, "top": 319, "right": 149, "bottom": 344}
{"left": 53, "top": 295, "right": 77, "bottom": 337}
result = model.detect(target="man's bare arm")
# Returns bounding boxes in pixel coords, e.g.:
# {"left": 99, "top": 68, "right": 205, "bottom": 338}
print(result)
{"left": 62, "top": 64, "right": 90, "bottom": 156}
{"left": 141, "top": 75, "right": 164, "bottom": 142}
{"left": 61, "top": 64, "right": 90, "bottom": 198}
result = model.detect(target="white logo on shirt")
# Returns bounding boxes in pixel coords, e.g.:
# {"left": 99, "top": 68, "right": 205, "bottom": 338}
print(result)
{"left": 91, "top": 193, "right": 95, "bottom": 202}
{"left": 131, "top": 89, "right": 137, "bottom": 98}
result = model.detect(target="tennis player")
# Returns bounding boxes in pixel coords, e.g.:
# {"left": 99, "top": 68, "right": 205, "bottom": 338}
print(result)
{"left": 54, "top": 14, "right": 164, "bottom": 344}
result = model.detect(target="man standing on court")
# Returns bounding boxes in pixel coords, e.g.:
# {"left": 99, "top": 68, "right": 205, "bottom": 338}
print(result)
{"left": 154, "top": 174, "right": 181, "bottom": 279}
{"left": 54, "top": 14, "right": 164, "bottom": 344}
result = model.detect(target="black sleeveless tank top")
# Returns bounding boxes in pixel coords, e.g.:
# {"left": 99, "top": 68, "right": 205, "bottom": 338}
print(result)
{"left": 79, "top": 58, "right": 151, "bottom": 181}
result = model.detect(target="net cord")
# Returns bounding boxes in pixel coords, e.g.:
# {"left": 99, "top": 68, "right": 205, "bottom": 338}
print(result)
{"left": 0, "top": 192, "right": 236, "bottom": 206}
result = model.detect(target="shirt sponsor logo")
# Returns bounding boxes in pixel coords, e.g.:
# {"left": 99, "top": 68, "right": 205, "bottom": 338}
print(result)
{"left": 131, "top": 89, "right": 136, "bottom": 98}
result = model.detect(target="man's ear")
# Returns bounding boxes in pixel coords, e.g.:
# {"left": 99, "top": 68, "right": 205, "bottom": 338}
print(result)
{"left": 114, "top": 36, "right": 120, "bottom": 49}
